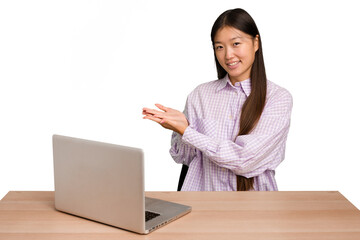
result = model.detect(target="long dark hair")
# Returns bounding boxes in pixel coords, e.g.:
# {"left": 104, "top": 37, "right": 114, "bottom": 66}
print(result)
{"left": 211, "top": 8, "right": 267, "bottom": 191}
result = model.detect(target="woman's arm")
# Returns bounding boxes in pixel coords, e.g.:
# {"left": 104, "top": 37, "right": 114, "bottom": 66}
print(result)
{"left": 143, "top": 88, "right": 292, "bottom": 177}
{"left": 181, "top": 91, "right": 293, "bottom": 177}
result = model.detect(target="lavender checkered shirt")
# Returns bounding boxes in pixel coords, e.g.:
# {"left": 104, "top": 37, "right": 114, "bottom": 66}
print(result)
{"left": 170, "top": 75, "right": 293, "bottom": 191}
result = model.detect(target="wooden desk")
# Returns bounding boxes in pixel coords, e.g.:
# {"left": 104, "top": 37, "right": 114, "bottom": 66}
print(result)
{"left": 1, "top": 191, "right": 360, "bottom": 239}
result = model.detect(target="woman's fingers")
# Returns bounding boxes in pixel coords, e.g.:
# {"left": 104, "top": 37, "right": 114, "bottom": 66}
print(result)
{"left": 143, "top": 104, "right": 170, "bottom": 119}
{"left": 143, "top": 115, "right": 176, "bottom": 131}
{"left": 143, "top": 115, "right": 162, "bottom": 124}
{"left": 155, "top": 103, "right": 170, "bottom": 112}
{"left": 143, "top": 104, "right": 170, "bottom": 116}
{"left": 142, "top": 107, "right": 164, "bottom": 116}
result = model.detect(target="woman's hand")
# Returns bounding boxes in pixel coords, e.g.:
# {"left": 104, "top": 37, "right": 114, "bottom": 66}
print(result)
{"left": 142, "top": 104, "right": 189, "bottom": 135}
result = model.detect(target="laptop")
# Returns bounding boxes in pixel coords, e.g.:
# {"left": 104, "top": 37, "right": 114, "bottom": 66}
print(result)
{"left": 52, "top": 134, "right": 191, "bottom": 234}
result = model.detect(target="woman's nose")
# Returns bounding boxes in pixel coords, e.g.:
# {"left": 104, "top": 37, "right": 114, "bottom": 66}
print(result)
{"left": 225, "top": 47, "right": 234, "bottom": 59}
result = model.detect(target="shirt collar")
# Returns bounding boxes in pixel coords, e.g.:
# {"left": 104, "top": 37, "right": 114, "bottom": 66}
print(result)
{"left": 216, "top": 74, "right": 252, "bottom": 97}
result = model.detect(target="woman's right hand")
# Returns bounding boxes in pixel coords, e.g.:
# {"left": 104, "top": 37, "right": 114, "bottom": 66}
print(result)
{"left": 142, "top": 104, "right": 189, "bottom": 135}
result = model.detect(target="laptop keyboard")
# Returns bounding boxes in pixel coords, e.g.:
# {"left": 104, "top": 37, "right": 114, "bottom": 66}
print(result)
{"left": 145, "top": 211, "right": 160, "bottom": 222}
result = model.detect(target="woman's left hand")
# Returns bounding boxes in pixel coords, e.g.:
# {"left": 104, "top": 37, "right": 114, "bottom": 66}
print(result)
{"left": 142, "top": 104, "right": 189, "bottom": 135}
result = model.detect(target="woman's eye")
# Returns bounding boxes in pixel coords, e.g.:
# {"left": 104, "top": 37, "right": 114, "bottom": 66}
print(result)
{"left": 234, "top": 42, "right": 241, "bottom": 46}
{"left": 215, "top": 46, "right": 223, "bottom": 50}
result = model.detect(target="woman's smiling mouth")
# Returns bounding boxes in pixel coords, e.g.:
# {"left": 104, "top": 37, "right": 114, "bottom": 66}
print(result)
{"left": 227, "top": 61, "right": 240, "bottom": 69}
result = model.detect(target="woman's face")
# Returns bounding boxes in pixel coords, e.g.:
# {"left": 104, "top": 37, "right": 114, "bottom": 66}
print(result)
{"left": 214, "top": 26, "right": 259, "bottom": 83}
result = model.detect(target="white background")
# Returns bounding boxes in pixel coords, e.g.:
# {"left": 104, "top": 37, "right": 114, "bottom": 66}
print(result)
{"left": 1, "top": 0, "right": 359, "bottom": 209}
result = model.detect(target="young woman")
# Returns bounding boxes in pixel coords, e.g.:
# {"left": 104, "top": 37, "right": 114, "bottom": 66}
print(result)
{"left": 143, "top": 8, "right": 292, "bottom": 191}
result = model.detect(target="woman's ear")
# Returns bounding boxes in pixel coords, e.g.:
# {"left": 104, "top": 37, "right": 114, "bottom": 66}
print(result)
{"left": 254, "top": 34, "right": 259, "bottom": 52}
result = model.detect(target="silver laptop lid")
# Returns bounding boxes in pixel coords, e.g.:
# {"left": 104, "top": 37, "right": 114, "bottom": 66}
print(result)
{"left": 53, "top": 134, "right": 146, "bottom": 233}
